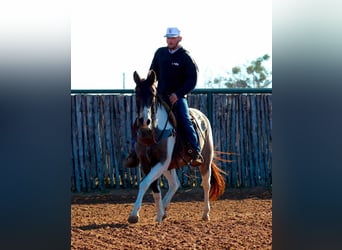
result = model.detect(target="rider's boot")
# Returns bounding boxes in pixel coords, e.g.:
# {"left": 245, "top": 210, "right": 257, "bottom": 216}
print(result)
{"left": 187, "top": 148, "right": 204, "bottom": 167}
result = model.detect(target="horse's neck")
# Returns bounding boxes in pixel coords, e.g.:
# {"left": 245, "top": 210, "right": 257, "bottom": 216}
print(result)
{"left": 156, "top": 104, "right": 174, "bottom": 130}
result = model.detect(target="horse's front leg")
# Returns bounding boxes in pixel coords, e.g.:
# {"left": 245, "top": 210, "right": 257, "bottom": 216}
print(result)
{"left": 162, "top": 169, "right": 180, "bottom": 210}
{"left": 128, "top": 136, "right": 175, "bottom": 223}
{"left": 151, "top": 180, "right": 166, "bottom": 223}
{"left": 128, "top": 162, "right": 165, "bottom": 223}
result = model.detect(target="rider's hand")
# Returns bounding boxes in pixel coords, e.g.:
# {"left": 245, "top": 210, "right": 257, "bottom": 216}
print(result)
{"left": 169, "top": 93, "right": 178, "bottom": 105}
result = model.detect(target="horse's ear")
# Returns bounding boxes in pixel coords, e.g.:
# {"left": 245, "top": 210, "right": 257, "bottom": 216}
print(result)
{"left": 133, "top": 71, "right": 141, "bottom": 84}
{"left": 147, "top": 70, "right": 156, "bottom": 83}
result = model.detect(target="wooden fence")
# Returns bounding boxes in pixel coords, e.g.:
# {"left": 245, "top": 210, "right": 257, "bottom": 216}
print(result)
{"left": 71, "top": 90, "right": 272, "bottom": 192}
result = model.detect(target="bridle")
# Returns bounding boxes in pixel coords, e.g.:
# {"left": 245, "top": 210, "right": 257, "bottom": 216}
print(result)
{"left": 135, "top": 82, "right": 174, "bottom": 146}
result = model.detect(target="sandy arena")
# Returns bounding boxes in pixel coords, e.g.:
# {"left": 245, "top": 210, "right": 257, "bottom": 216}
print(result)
{"left": 71, "top": 187, "right": 272, "bottom": 249}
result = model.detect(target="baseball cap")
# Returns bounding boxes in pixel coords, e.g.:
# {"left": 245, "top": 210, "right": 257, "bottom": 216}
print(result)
{"left": 164, "top": 27, "right": 181, "bottom": 37}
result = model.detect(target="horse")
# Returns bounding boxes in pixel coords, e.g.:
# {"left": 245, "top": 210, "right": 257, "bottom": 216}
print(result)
{"left": 127, "top": 70, "right": 226, "bottom": 223}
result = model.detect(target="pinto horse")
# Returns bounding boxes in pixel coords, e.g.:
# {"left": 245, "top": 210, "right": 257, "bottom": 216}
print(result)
{"left": 128, "top": 70, "right": 225, "bottom": 223}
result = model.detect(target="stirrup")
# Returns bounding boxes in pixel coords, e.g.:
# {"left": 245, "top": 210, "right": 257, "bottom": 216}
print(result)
{"left": 187, "top": 149, "right": 203, "bottom": 167}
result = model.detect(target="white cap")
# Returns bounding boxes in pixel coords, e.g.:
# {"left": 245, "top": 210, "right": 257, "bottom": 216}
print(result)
{"left": 164, "top": 27, "right": 180, "bottom": 37}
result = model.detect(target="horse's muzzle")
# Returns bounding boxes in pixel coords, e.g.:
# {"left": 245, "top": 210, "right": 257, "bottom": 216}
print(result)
{"left": 138, "top": 117, "right": 151, "bottom": 127}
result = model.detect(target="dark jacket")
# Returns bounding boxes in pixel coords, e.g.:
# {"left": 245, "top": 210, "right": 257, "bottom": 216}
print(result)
{"left": 150, "top": 47, "right": 198, "bottom": 99}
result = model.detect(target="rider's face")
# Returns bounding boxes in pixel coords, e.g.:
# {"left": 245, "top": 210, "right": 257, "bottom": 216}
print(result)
{"left": 166, "top": 36, "right": 181, "bottom": 50}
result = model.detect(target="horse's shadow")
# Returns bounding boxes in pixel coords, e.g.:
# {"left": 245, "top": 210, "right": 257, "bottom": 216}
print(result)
{"left": 77, "top": 223, "right": 129, "bottom": 230}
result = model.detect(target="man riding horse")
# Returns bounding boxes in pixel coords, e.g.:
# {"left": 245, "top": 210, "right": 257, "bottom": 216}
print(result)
{"left": 124, "top": 27, "right": 203, "bottom": 168}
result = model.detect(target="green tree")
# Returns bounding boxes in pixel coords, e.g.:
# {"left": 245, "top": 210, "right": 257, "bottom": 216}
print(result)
{"left": 206, "top": 54, "right": 272, "bottom": 88}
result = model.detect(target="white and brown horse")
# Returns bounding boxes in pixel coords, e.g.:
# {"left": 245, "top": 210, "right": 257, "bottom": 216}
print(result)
{"left": 128, "top": 70, "right": 225, "bottom": 223}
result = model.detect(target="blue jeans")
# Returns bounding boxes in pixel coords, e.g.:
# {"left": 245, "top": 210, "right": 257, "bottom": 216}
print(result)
{"left": 173, "top": 98, "right": 201, "bottom": 152}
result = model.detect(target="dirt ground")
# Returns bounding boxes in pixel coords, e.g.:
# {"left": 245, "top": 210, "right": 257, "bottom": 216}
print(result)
{"left": 71, "top": 187, "right": 272, "bottom": 249}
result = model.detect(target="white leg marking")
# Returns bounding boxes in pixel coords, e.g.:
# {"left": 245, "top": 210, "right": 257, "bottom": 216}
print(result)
{"left": 162, "top": 169, "right": 180, "bottom": 210}
{"left": 153, "top": 192, "right": 165, "bottom": 222}
{"left": 128, "top": 162, "right": 164, "bottom": 223}
{"left": 201, "top": 169, "right": 211, "bottom": 221}
{"left": 128, "top": 136, "right": 175, "bottom": 223}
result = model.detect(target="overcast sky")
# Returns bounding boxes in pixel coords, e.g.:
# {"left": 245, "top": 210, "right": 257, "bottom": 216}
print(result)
{"left": 71, "top": 0, "right": 272, "bottom": 89}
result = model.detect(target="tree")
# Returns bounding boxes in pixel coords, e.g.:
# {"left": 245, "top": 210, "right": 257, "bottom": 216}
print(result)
{"left": 205, "top": 54, "right": 272, "bottom": 88}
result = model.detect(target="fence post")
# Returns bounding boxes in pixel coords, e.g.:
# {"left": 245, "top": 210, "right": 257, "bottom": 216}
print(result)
{"left": 207, "top": 91, "right": 213, "bottom": 124}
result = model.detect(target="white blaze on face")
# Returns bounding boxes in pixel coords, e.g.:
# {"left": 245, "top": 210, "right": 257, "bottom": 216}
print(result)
{"left": 140, "top": 105, "right": 152, "bottom": 127}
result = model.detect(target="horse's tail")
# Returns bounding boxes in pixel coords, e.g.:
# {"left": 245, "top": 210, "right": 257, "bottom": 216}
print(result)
{"left": 209, "top": 162, "right": 226, "bottom": 201}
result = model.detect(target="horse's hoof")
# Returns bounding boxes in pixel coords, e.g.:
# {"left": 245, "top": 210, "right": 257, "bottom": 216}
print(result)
{"left": 155, "top": 213, "right": 167, "bottom": 223}
{"left": 202, "top": 215, "right": 210, "bottom": 221}
{"left": 128, "top": 215, "right": 139, "bottom": 224}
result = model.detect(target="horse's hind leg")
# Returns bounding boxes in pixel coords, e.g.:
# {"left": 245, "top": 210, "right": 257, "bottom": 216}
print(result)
{"left": 201, "top": 169, "right": 211, "bottom": 221}
{"left": 162, "top": 169, "right": 180, "bottom": 210}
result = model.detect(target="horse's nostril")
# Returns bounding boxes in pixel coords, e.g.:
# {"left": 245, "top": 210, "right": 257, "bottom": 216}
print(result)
{"left": 138, "top": 118, "right": 151, "bottom": 126}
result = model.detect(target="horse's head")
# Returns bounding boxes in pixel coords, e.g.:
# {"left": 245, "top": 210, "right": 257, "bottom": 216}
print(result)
{"left": 134, "top": 70, "right": 158, "bottom": 145}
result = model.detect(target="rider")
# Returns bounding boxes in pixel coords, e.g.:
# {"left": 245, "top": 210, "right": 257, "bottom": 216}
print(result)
{"left": 124, "top": 27, "right": 204, "bottom": 168}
